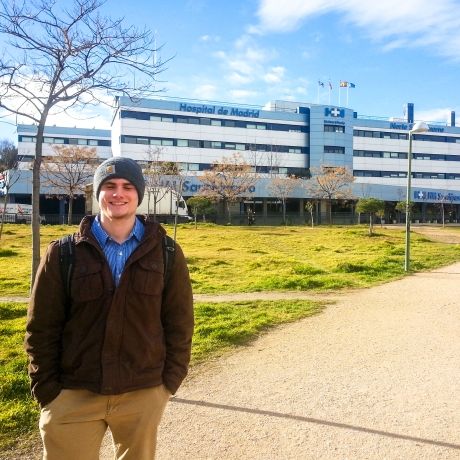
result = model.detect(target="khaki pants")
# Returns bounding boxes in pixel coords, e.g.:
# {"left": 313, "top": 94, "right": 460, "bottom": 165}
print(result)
{"left": 39, "top": 385, "right": 171, "bottom": 460}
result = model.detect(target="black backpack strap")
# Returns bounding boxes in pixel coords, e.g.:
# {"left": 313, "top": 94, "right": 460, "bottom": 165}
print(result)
{"left": 163, "top": 235, "right": 175, "bottom": 286}
{"left": 58, "top": 234, "right": 75, "bottom": 317}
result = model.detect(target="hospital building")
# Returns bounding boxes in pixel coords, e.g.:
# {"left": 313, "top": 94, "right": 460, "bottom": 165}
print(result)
{"left": 10, "top": 95, "right": 460, "bottom": 224}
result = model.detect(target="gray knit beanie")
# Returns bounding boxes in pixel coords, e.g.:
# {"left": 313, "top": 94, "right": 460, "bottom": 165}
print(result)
{"left": 93, "top": 157, "right": 145, "bottom": 205}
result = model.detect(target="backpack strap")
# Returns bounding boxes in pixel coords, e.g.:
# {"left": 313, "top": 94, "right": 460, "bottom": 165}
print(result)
{"left": 163, "top": 235, "right": 175, "bottom": 286}
{"left": 58, "top": 234, "right": 75, "bottom": 317}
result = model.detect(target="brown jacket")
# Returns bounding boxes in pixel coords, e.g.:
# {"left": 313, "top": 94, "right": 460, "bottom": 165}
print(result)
{"left": 25, "top": 216, "right": 194, "bottom": 407}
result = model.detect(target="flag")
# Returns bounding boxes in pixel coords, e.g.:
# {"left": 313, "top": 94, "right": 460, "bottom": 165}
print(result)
{"left": 340, "top": 80, "right": 348, "bottom": 88}
{"left": 328, "top": 81, "right": 332, "bottom": 90}
{"left": 349, "top": 82, "right": 356, "bottom": 88}
{"left": 318, "top": 80, "right": 324, "bottom": 87}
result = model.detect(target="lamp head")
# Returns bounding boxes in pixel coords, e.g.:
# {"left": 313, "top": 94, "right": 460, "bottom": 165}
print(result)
{"left": 410, "top": 121, "right": 429, "bottom": 134}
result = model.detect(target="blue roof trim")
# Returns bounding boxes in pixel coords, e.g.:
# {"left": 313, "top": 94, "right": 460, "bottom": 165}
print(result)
{"left": 17, "top": 124, "right": 111, "bottom": 138}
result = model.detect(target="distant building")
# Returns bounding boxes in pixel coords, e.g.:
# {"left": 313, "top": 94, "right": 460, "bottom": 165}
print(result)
{"left": 11, "top": 125, "right": 111, "bottom": 222}
{"left": 10, "top": 97, "right": 460, "bottom": 224}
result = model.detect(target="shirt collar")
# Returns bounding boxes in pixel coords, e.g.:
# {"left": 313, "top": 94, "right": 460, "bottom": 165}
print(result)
{"left": 92, "top": 215, "right": 144, "bottom": 246}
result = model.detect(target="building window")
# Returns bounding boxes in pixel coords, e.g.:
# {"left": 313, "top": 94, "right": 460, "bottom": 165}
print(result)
{"left": 20, "top": 136, "right": 36, "bottom": 143}
{"left": 324, "top": 146, "right": 345, "bottom": 154}
{"left": 324, "top": 124, "right": 345, "bottom": 133}
{"left": 186, "top": 140, "right": 199, "bottom": 148}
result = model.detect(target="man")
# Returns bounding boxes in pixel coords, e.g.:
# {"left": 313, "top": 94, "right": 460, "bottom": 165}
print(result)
{"left": 25, "top": 157, "right": 194, "bottom": 459}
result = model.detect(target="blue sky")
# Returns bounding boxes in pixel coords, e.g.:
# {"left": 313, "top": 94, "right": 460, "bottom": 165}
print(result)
{"left": 1, "top": 0, "right": 460, "bottom": 140}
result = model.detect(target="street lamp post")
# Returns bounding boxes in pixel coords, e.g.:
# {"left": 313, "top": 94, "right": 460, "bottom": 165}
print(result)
{"left": 405, "top": 121, "right": 429, "bottom": 272}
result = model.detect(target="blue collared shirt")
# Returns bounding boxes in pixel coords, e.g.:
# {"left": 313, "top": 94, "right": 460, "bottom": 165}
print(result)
{"left": 91, "top": 216, "right": 145, "bottom": 286}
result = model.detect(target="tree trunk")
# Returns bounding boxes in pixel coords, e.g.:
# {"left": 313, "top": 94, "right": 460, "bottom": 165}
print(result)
{"left": 328, "top": 198, "right": 333, "bottom": 225}
{"left": 67, "top": 196, "right": 74, "bottom": 225}
{"left": 31, "top": 120, "right": 46, "bottom": 289}
{"left": 283, "top": 200, "right": 287, "bottom": 226}
{"left": 0, "top": 194, "right": 9, "bottom": 241}
{"left": 225, "top": 200, "right": 231, "bottom": 224}
{"left": 0, "top": 185, "right": 10, "bottom": 241}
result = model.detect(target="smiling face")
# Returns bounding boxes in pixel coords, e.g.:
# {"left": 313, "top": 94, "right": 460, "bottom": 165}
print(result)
{"left": 98, "top": 178, "right": 139, "bottom": 222}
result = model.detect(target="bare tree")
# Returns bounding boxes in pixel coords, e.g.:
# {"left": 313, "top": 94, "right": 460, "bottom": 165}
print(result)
{"left": 199, "top": 153, "right": 257, "bottom": 224}
{"left": 306, "top": 166, "right": 355, "bottom": 224}
{"left": 436, "top": 194, "right": 454, "bottom": 227}
{"left": 143, "top": 146, "right": 169, "bottom": 219}
{"left": 304, "top": 200, "right": 315, "bottom": 227}
{"left": 267, "top": 175, "right": 300, "bottom": 225}
{"left": 0, "top": 139, "right": 19, "bottom": 240}
{"left": 247, "top": 143, "right": 281, "bottom": 178}
{"left": 161, "top": 161, "right": 186, "bottom": 241}
{"left": 0, "top": 0, "right": 168, "bottom": 283}
{"left": 42, "top": 145, "right": 97, "bottom": 225}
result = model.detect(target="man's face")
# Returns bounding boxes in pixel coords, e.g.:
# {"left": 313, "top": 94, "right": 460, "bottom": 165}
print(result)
{"left": 98, "top": 178, "right": 139, "bottom": 220}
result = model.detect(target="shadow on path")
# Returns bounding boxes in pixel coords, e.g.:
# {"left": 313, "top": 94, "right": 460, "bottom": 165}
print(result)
{"left": 172, "top": 397, "right": 460, "bottom": 451}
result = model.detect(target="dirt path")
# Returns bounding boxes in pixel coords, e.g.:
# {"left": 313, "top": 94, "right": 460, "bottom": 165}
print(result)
{"left": 135, "top": 262, "right": 459, "bottom": 460}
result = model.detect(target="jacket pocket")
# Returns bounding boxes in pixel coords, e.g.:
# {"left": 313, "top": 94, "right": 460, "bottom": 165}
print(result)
{"left": 71, "top": 262, "right": 104, "bottom": 301}
{"left": 131, "top": 258, "right": 164, "bottom": 296}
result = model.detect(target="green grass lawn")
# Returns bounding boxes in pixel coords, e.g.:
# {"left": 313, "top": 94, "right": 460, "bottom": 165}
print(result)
{"left": 2, "top": 223, "right": 460, "bottom": 297}
{"left": 1, "top": 222, "right": 460, "bottom": 451}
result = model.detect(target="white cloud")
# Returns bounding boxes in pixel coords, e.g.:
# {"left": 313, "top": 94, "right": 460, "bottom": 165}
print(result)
{"left": 228, "top": 72, "right": 254, "bottom": 85}
{"left": 200, "top": 35, "right": 220, "bottom": 43}
{"left": 416, "top": 108, "right": 457, "bottom": 125}
{"left": 253, "top": 0, "right": 460, "bottom": 60}
{"left": 215, "top": 37, "right": 279, "bottom": 89}
{"left": 0, "top": 74, "right": 114, "bottom": 132}
{"left": 191, "top": 84, "right": 218, "bottom": 101}
{"left": 263, "top": 66, "right": 285, "bottom": 84}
